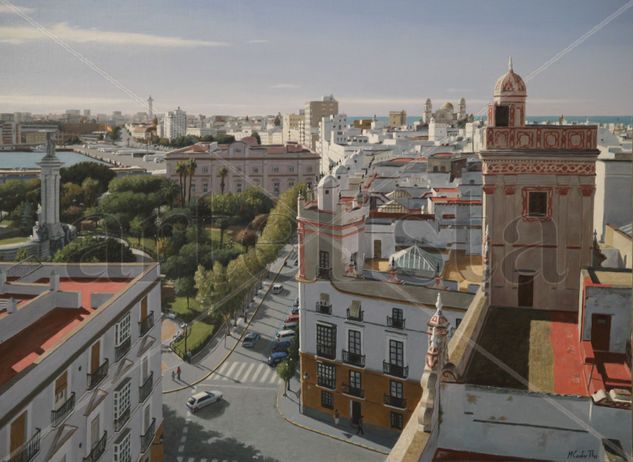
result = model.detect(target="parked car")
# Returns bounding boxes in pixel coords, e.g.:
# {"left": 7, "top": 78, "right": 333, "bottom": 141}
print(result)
{"left": 285, "top": 313, "right": 299, "bottom": 323}
{"left": 272, "top": 283, "right": 283, "bottom": 294}
{"left": 283, "top": 319, "right": 298, "bottom": 330}
{"left": 272, "top": 340, "right": 291, "bottom": 353}
{"left": 186, "top": 391, "right": 223, "bottom": 412}
{"left": 275, "top": 329, "right": 296, "bottom": 342}
{"left": 242, "top": 332, "right": 261, "bottom": 348}
{"left": 268, "top": 351, "right": 289, "bottom": 366}
{"left": 290, "top": 306, "right": 299, "bottom": 315}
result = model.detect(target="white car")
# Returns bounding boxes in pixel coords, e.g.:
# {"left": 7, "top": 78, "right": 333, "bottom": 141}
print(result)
{"left": 186, "top": 391, "right": 223, "bottom": 413}
{"left": 272, "top": 283, "right": 283, "bottom": 294}
{"left": 276, "top": 329, "right": 296, "bottom": 342}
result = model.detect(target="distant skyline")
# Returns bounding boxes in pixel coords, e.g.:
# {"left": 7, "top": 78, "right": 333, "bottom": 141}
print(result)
{"left": 1, "top": 0, "right": 632, "bottom": 116}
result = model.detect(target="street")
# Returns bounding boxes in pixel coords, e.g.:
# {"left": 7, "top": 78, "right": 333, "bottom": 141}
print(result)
{"left": 161, "top": 245, "right": 386, "bottom": 462}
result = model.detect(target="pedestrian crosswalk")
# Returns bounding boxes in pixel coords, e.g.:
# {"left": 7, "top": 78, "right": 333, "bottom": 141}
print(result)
{"left": 208, "top": 361, "right": 281, "bottom": 385}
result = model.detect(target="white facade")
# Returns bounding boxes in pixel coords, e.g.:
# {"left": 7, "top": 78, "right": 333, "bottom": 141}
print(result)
{"left": 163, "top": 107, "right": 187, "bottom": 140}
{"left": 593, "top": 150, "right": 632, "bottom": 241}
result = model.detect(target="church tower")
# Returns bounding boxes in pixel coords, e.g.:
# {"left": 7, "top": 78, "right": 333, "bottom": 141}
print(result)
{"left": 480, "top": 59, "right": 599, "bottom": 311}
{"left": 458, "top": 97, "right": 466, "bottom": 120}
{"left": 37, "top": 131, "right": 65, "bottom": 251}
{"left": 423, "top": 98, "right": 432, "bottom": 124}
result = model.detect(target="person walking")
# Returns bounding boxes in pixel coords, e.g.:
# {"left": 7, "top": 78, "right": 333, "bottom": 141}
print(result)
{"left": 356, "top": 415, "right": 364, "bottom": 436}
{"left": 176, "top": 366, "right": 181, "bottom": 381}
{"left": 333, "top": 409, "right": 340, "bottom": 427}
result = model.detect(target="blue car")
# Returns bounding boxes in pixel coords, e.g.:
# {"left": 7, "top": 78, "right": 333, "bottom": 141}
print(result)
{"left": 268, "top": 351, "right": 288, "bottom": 366}
{"left": 272, "top": 340, "right": 291, "bottom": 353}
{"left": 242, "top": 332, "right": 261, "bottom": 348}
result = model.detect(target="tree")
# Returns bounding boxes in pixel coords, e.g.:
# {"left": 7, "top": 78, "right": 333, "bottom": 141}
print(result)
{"left": 274, "top": 113, "right": 282, "bottom": 127}
{"left": 15, "top": 247, "right": 30, "bottom": 261}
{"left": 251, "top": 131, "right": 261, "bottom": 145}
{"left": 186, "top": 158, "right": 198, "bottom": 205}
{"left": 218, "top": 167, "right": 229, "bottom": 194}
{"left": 60, "top": 162, "right": 115, "bottom": 193}
{"left": 276, "top": 359, "right": 296, "bottom": 396}
{"left": 175, "top": 276, "right": 196, "bottom": 310}
{"left": 0, "top": 179, "right": 39, "bottom": 219}
{"left": 235, "top": 228, "right": 257, "bottom": 248}
{"left": 176, "top": 161, "right": 188, "bottom": 206}
{"left": 53, "top": 236, "right": 135, "bottom": 263}
{"left": 81, "top": 177, "right": 101, "bottom": 207}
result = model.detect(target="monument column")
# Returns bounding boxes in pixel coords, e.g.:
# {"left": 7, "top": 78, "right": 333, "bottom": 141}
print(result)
{"left": 36, "top": 131, "right": 65, "bottom": 249}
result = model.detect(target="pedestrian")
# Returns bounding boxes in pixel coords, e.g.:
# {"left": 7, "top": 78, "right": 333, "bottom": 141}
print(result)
{"left": 171, "top": 370, "right": 175, "bottom": 381}
{"left": 333, "top": 409, "right": 340, "bottom": 427}
{"left": 356, "top": 415, "right": 364, "bottom": 436}
{"left": 176, "top": 366, "right": 181, "bottom": 381}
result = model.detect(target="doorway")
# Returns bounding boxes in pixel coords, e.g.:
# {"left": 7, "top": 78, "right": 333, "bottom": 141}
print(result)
{"left": 591, "top": 314, "right": 611, "bottom": 351}
{"left": 517, "top": 275, "right": 534, "bottom": 307}
{"left": 373, "top": 240, "right": 382, "bottom": 259}
{"left": 351, "top": 401, "right": 361, "bottom": 425}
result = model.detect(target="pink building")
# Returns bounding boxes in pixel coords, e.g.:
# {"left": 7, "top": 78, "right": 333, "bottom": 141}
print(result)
{"left": 166, "top": 137, "right": 320, "bottom": 198}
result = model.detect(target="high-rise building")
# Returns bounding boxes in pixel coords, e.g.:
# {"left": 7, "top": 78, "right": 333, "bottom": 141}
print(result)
{"left": 388, "top": 110, "right": 407, "bottom": 128}
{"left": 303, "top": 95, "right": 338, "bottom": 151}
{"left": 163, "top": 107, "right": 187, "bottom": 140}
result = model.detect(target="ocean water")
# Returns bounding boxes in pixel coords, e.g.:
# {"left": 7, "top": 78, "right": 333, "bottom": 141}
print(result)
{"left": 0, "top": 151, "right": 107, "bottom": 169}
{"left": 349, "top": 115, "right": 632, "bottom": 126}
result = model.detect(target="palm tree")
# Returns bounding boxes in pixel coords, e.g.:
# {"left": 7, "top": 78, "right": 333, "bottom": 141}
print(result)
{"left": 218, "top": 167, "right": 229, "bottom": 194}
{"left": 186, "top": 158, "right": 198, "bottom": 205}
{"left": 176, "top": 161, "right": 187, "bottom": 206}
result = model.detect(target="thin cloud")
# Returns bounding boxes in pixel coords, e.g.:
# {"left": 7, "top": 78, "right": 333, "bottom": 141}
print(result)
{"left": 271, "top": 83, "right": 301, "bottom": 89}
{"left": 0, "top": 4, "right": 33, "bottom": 14}
{"left": 0, "top": 93, "right": 133, "bottom": 108}
{"left": 0, "top": 23, "right": 230, "bottom": 47}
{"left": 341, "top": 97, "right": 489, "bottom": 105}
{"left": 247, "top": 39, "right": 269, "bottom": 44}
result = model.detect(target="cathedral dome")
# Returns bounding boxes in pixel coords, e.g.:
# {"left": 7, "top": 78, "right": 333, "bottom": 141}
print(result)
{"left": 494, "top": 57, "right": 526, "bottom": 98}
{"left": 441, "top": 102, "right": 454, "bottom": 111}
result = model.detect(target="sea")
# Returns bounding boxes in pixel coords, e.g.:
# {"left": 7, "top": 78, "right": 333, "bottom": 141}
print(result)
{"left": 348, "top": 115, "right": 633, "bottom": 126}
{"left": 0, "top": 150, "right": 108, "bottom": 169}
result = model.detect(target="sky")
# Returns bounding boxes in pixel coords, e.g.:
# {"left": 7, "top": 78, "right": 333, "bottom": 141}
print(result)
{"left": 0, "top": 0, "right": 632, "bottom": 116}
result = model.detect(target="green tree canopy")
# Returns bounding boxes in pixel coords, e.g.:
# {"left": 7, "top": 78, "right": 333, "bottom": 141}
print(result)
{"left": 60, "top": 162, "right": 115, "bottom": 194}
{"left": 53, "top": 236, "right": 135, "bottom": 263}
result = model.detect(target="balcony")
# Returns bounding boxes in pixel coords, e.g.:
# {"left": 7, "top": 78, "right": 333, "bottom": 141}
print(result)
{"left": 383, "top": 361, "right": 409, "bottom": 379}
{"left": 318, "top": 267, "right": 332, "bottom": 279}
{"left": 139, "top": 371, "right": 154, "bottom": 403}
{"left": 384, "top": 394, "right": 407, "bottom": 409}
{"left": 140, "top": 418, "right": 156, "bottom": 454}
{"left": 316, "top": 376, "right": 335, "bottom": 390}
{"left": 87, "top": 359, "right": 109, "bottom": 390}
{"left": 139, "top": 312, "right": 155, "bottom": 337}
{"left": 316, "top": 343, "right": 336, "bottom": 360}
{"left": 315, "top": 301, "right": 332, "bottom": 315}
{"left": 114, "top": 406, "right": 130, "bottom": 433}
{"left": 83, "top": 431, "right": 107, "bottom": 462}
{"left": 343, "top": 384, "right": 364, "bottom": 398}
{"left": 342, "top": 350, "right": 365, "bottom": 368}
{"left": 7, "top": 428, "right": 40, "bottom": 462}
{"left": 114, "top": 337, "right": 131, "bottom": 362}
{"left": 51, "top": 392, "right": 75, "bottom": 427}
{"left": 387, "top": 316, "right": 406, "bottom": 329}
{"left": 346, "top": 308, "right": 364, "bottom": 322}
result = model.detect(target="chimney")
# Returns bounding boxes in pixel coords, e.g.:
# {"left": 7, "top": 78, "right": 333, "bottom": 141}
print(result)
{"left": 50, "top": 270, "right": 60, "bottom": 291}
{"left": 7, "top": 297, "right": 16, "bottom": 314}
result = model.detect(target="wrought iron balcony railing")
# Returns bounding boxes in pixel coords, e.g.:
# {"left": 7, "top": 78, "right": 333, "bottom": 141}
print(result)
{"left": 139, "top": 312, "right": 155, "bottom": 337}
{"left": 114, "top": 337, "right": 131, "bottom": 362}
{"left": 140, "top": 418, "right": 156, "bottom": 454}
{"left": 7, "top": 428, "right": 40, "bottom": 462}
{"left": 318, "top": 267, "right": 332, "bottom": 279}
{"left": 87, "top": 359, "right": 109, "bottom": 390}
{"left": 346, "top": 308, "right": 364, "bottom": 322}
{"left": 315, "top": 301, "right": 332, "bottom": 315}
{"left": 114, "top": 406, "right": 130, "bottom": 433}
{"left": 343, "top": 385, "right": 364, "bottom": 398}
{"left": 83, "top": 431, "right": 107, "bottom": 462}
{"left": 383, "top": 361, "right": 409, "bottom": 379}
{"left": 316, "top": 376, "right": 335, "bottom": 390}
{"left": 384, "top": 394, "right": 407, "bottom": 409}
{"left": 139, "top": 371, "right": 154, "bottom": 403}
{"left": 342, "top": 350, "right": 365, "bottom": 367}
{"left": 51, "top": 392, "right": 75, "bottom": 427}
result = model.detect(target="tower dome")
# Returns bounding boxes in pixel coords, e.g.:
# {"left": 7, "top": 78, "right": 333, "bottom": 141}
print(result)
{"left": 494, "top": 57, "right": 527, "bottom": 98}
{"left": 441, "top": 102, "right": 454, "bottom": 111}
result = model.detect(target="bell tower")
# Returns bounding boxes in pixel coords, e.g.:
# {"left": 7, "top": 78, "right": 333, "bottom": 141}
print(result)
{"left": 488, "top": 57, "right": 527, "bottom": 128}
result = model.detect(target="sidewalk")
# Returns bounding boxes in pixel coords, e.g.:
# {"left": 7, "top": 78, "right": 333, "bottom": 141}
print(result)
{"left": 275, "top": 377, "right": 398, "bottom": 455}
{"left": 162, "top": 244, "right": 294, "bottom": 393}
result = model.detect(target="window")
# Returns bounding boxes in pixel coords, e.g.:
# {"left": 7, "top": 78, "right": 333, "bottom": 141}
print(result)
{"left": 392, "top": 308, "right": 403, "bottom": 323}
{"left": 203, "top": 183, "right": 209, "bottom": 193}
{"left": 495, "top": 105, "right": 509, "bottom": 127}
{"left": 390, "top": 380, "right": 403, "bottom": 398}
{"left": 348, "top": 330, "right": 361, "bottom": 355}
{"left": 114, "top": 380, "right": 131, "bottom": 423}
{"left": 319, "top": 250, "right": 330, "bottom": 269}
{"left": 236, "top": 183, "right": 242, "bottom": 193}
{"left": 316, "top": 323, "right": 336, "bottom": 359}
{"left": 455, "top": 318, "right": 462, "bottom": 329}
{"left": 202, "top": 166, "right": 208, "bottom": 173}
{"left": 252, "top": 167, "right": 259, "bottom": 174}
{"left": 349, "top": 370, "right": 361, "bottom": 390}
{"left": 113, "top": 431, "right": 130, "bottom": 462}
{"left": 528, "top": 191, "right": 548, "bottom": 217}
{"left": 115, "top": 313, "right": 131, "bottom": 347}
{"left": 317, "top": 362, "right": 336, "bottom": 389}
{"left": 191, "top": 184, "right": 196, "bottom": 192}
{"left": 272, "top": 167, "right": 279, "bottom": 173}
{"left": 390, "top": 412, "right": 404, "bottom": 430}
{"left": 288, "top": 180, "right": 295, "bottom": 188}
{"left": 306, "top": 166, "right": 313, "bottom": 173}
{"left": 273, "top": 182, "right": 280, "bottom": 195}
{"left": 321, "top": 390, "right": 333, "bottom": 409}
{"left": 54, "top": 371, "right": 68, "bottom": 406}
{"left": 289, "top": 166, "right": 295, "bottom": 173}
{"left": 389, "top": 339, "right": 404, "bottom": 366}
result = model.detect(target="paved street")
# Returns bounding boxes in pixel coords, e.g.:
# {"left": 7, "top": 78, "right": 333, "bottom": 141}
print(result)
{"left": 161, "top": 245, "right": 386, "bottom": 462}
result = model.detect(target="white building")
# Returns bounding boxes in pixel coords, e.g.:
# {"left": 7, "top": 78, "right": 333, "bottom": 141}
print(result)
{"left": 163, "top": 107, "right": 187, "bottom": 140}
{"left": 0, "top": 262, "right": 164, "bottom": 462}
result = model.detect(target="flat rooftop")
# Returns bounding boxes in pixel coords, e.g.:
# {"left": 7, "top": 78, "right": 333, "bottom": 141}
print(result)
{"left": 0, "top": 269, "right": 138, "bottom": 388}
{"left": 464, "top": 307, "right": 631, "bottom": 396}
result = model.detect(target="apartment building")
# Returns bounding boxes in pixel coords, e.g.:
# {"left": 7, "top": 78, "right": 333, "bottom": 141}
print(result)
{"left": 388, "top": 110, "right": 407, "bottom": 128}
{"left": 163, "top": 107, "right": 187, "bottom": 140}
{"left": 296, "top": 174, "right": 476, "bottom": 432}
{"left": 166, "top": 138, "right": 320, "bottom": 198}
{"left": 303, "top": 95, "right": 338, "bottom": 151}
{"left": 0, "top": 262, "right": 163, "bottom": 462}
{"left": 282, "top": 113, "right": 303, "bottom": 144}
